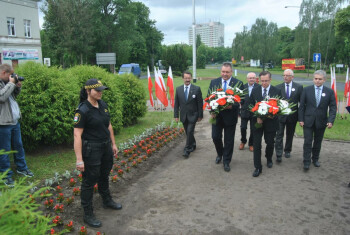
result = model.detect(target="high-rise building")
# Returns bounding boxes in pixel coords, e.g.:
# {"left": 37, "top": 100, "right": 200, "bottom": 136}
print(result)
{"left": 189, "top": 22, "right": 224, "bottom": 48}
{"left": 0, "top": 0, "right": 42, "bottom": 66}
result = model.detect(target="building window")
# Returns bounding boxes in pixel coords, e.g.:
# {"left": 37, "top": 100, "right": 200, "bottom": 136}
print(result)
{"left": 7, "top": 17, "right": 16, "bottom": 36}
{"left": 24, "top": 20, "right": 31, "bottom": 38}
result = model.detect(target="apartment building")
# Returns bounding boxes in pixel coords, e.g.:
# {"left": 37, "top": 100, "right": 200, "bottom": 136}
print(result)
{"left": 189, "top": 22, "right": 224, "bottom": 48}
{"left": 0, "top": 0, "right": 42, "bottom": 66}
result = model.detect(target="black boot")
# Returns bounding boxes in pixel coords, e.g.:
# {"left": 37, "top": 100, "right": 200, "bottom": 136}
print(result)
{"left": 103, "top": 197, "right": 122, "bottom": 210}
{"left": 83, "top": 207, "right": 102, "bottom": 228}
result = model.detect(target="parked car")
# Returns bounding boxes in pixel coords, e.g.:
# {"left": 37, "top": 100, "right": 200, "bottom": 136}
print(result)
{"left": 118, "top": 63, "right": 141, "bottom": 77}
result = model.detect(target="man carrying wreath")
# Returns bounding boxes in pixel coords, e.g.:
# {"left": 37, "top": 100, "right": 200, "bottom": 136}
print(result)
{"left": 207, "top": 62, "right": 244, "bottom": 172}
{"left": 249, "top": 71, "right": 282, "bottom": 177}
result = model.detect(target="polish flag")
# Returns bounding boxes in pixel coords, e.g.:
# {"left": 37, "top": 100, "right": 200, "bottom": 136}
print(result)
{"left": 147, "top": 66, "right": 154, "bottom": 107}
{"left": 345, "top": 68, "right": 350, "bottom": 113}
{"left": 154, "top": 67, "right": 168, "bottom": 106}
{"left": 345, "top": 67, "right": 349, "bottom": 98}
{"left": 167, "top": 66, "right": 175, "bottom": 108}
{"left": 330, "top": 66, "right": 337, "bottom": 107}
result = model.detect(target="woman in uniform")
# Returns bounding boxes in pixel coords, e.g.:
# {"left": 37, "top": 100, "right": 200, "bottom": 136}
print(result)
{"left": 74, "top": 78, "right": 122, "bottom": 228}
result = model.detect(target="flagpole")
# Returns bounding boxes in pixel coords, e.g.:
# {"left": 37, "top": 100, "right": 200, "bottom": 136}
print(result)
{"left": 192, "top": 0, "right": 197, "bottom": 83}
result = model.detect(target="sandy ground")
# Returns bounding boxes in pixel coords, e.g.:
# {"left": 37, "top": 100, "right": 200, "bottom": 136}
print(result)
{"left": 90, "top": 113, "right": 350, "bottom": 235}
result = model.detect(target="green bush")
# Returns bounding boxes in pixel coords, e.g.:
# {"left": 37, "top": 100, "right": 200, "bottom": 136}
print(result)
{"left": 64, "top": 65, "right": 124, "bottom": 133}
{"left": 114, "top": 74, "right": 147, "bottom": 126}
{"left": 15, "top": 62, "right": 68, "bottom": 150}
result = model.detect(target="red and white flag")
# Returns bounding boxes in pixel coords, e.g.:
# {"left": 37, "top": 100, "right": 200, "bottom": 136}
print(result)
{"left": 167, "top": 66, "right": 175, "bottom": 108}
{"left": 154, "top": 67, "right": 168, "bottom": 106}
{"left": 330, "top": 66, "right": 338, "bottom": 107}
{"left": 147, "top": 66, "right": 154, "bottom": 107}
{"left": 345, "top": 67, "right": 350, "bottom": 113}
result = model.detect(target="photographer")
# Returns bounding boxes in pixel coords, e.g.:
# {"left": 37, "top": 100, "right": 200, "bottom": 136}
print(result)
{"left": 0, "top": 64, "right": 33, "bottom": 187}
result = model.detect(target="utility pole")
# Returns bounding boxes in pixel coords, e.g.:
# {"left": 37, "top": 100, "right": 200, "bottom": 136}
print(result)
{"left": 192, "top": 0, "right": 197, "bottom": 83}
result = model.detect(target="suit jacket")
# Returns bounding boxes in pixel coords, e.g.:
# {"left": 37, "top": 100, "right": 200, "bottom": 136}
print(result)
{"left": 249, "top": 85, "right": 282, "bottom": 131}
{"left": 276, "top": 82, "right": 303, "bottom": 123}
{"left": 240, "top": 83, "right": 260, "bottom": 119}
{"left": 174, "top": 84, "right": 203, "bottom": 123}
{"left": 207, "top": 77, "right": 244, "bottom": 125}
{"left": 298, "top": 85, "right": 336, "bottom": 129}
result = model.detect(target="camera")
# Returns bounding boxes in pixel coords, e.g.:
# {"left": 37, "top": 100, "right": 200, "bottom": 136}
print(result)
{"left": 11, "top": 73, "right": 25, "bottom": 83}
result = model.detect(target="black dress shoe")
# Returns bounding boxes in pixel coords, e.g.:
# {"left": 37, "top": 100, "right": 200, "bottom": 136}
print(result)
{"left": 215, "top": 156, "right": 222, "bottom": 164}
{"left": 103, "top": 199, "right": 122, "bottom": 210}
{"left": 313, "top": 161, "right": 320, "bottom": 167}
{"left": 276, "top": 156, "right": 282, "bottom": 163}
{"left": 223, "top": 163, "right": 230, "bottom": 172}
{"left": 183, "top": 151, "right": 190, "bottom": 158}
{"left": 303, "top": 164, "right": 310, "bottom": 171}
{"left": 191, "top": 145, "right": 196, "bottom": 152}
{"left": 285, "top": 152, "right": 291, "bottom": 158}
{"left": 84, "top": 214, "right": 102, "bottom": 228}
{"left": 252, "top": 168, "right": 261, "bottom": 177}
{"left": 267, "top": 161, "right": 273, "bottom": 168}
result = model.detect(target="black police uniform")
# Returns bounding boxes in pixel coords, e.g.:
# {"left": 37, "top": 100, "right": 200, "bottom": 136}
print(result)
{"left": 74, "top": 99, "right": 114, "bottom": 210}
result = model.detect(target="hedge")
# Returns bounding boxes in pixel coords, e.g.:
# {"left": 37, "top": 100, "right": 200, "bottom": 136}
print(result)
{"left": 14, "top": 62, "right": 145, "bottom": 151}
{"left": 114, "top": 74, "right": 147, "bottom": 126}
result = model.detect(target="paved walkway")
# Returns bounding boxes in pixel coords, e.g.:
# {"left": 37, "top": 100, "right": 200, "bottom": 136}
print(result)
{"left": 93, "top": 113, "right": 350, "bottom": 235}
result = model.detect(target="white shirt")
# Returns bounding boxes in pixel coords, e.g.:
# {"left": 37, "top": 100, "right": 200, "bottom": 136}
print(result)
{"left": 248, "top": 83, "right": 255, "bottom": 96}
{"left": 285, "top": 81, "right": 293, "bottom": 97}
{"left": 184, "top": 84, "right": 191, "bottom": 99}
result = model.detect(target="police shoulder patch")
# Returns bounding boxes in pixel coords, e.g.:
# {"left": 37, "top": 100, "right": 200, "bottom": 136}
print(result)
{"left": 74, "top": 113, "right": 81, "bottom": 124}
{"left": 105, "top": 109, "right": 108, "bottom": 113}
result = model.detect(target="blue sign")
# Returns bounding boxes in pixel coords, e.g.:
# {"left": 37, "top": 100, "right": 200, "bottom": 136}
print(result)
{"left": 313, "top": 53, "right": 321, "bottom": 62}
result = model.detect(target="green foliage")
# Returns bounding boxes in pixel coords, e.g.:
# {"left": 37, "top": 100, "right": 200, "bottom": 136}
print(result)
{"left": 197, "top": 45, "right": 207, "bottom": 69}
{"left": 114, "top": 74, "right": 147, "bottom": 126}
{"left": 64, "top": 65, "right": 124, "bottom": 133}
{"left": 162, "top": 44, "right": 188, "bottom": 74}
{"left": 0, "top": 170, "right": 54, "bottom": 234}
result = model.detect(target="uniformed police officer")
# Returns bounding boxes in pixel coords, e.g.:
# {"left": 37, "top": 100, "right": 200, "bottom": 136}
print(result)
{"left": 74, "top": 79, "right": 122, "bottom": 228}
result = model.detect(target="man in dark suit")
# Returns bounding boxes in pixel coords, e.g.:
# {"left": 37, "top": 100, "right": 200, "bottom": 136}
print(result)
{"left": 298, "top": 70, "right": 336, "bottom": 170}
{"left": 174, "top": 71, "right": 203, "bottom": 158}
{"left": 207, "top": 63, "right": 244, "bottom": 172}
{"left": 239, "top": 72, "right": 259, "bottom": 152}
{"left": 275, "top": 69, "right": 303, "bottom": 162}
{"left": 250, "top": 71, "right": 282, "bottom": 177}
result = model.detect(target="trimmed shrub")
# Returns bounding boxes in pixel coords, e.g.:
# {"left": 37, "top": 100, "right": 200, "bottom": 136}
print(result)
{"left": 114, "top": 74, "right": 147, "bottom": 126}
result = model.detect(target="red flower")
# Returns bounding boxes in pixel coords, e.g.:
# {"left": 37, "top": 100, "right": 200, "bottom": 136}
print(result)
{"left": 117, "top": 169, "right": 124, "bottom": 176}
{"left": 216, "top": 88, "right": 223, "bottom": 91}
{"left": 251, "top": 102, "right": 260, "bottom": 112}
{"left": 65, "top": 221, "right": 74, "bottom": 231}
{"left": 56, "top": 185, "right": 62, "bottom": 193}
{"left": 233, "top": 95, "right": 241, "bottom": 102}
{"left": 226, "top": 89, "right": 234, "bottom": 95}
{"left": 269, "top": 106, "right": 279, "bottom": 115}
{"left": 217, "top": 98, "right": 227, "bottom": 106}
{"left": 69, "top": 178, "right": 76, "bottom": 187}
{"left": 79, "top": 226, "right": 87, "bottom": 235}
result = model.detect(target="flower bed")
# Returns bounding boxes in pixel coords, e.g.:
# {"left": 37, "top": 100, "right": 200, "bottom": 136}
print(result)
{"left": 25, "top": 124, "right": 184, "bottom": 234}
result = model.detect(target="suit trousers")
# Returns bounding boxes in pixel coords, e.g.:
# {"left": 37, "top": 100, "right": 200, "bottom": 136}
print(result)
{"left": 183, "top": 119, "right": 196, "bottom": 151}
{"left": 81, "top": 140, "right": 114, "bottom": 209}
{"left": 212, "top": 119, "right": 236, "bottom": 165}
{"left": 303, "top": 124, "right": 326, "bottom": 163}
{"left": 253, "top": 124, "right": 276, "bottom": 169}
{"left": 275, "top": 121, "right": 297, "bottom": 156}
{"left": 240, "top": 117, "right": 253, "bottom": 146}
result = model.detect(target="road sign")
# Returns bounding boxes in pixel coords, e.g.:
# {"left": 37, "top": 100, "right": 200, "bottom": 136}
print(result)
{"left": 313, "top": 53, "right": 321, "bottom": 62}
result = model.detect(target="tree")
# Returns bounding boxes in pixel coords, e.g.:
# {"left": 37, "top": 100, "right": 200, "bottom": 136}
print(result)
{"left": 335, "top": 5, "right": 350, "bottom": 64}
{"left": 162, "top": 44, "right": 188, "bottom": 75}
{"left": 197, "top": 44, "right": 207, "bottom": 69}
{"left": 276, "top": 27, "right": 294, "bottom": 62}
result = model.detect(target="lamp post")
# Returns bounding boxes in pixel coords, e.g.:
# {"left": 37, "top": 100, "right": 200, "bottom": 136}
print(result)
{"left": 192, "top": 0, "right": 197, "bottom": 83}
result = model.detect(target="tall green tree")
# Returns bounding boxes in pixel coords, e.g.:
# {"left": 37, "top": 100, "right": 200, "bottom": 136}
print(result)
{"left": 335, "top": 5, "right": 350, "bottom": 65}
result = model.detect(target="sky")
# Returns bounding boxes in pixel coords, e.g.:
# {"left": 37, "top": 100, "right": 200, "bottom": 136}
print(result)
{"left": 38, "top": 0, "right": 303, "bottom": 47}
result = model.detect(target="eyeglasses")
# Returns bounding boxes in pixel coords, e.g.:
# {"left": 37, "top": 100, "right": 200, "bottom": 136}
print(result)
{"left": 283, "top": 75, "right": 293, "bottom": 77}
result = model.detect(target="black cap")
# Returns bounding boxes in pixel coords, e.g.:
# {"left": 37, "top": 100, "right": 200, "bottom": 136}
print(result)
{"left": 84, "top": 79, "right": 108, "bottom": 91}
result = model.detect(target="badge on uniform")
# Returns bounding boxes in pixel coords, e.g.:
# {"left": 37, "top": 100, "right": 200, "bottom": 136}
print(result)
{"left": 74, "top": 113, "right": 81, "bottom": 124}
{"left": 105, "top": 109, "right": 108, "bottom": 113}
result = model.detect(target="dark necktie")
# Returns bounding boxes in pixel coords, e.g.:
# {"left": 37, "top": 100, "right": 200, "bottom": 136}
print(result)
{"left": 286, "top": 84, "right": 290, "bottom": 99}
{"left": 263, "top": 88, "right": 267, "bottom": 99}
{"left": 223, "top": 81, "right": 227, "bottom": 91}
{"left": 185, "top": 86, "right": 188, "bottom": 101}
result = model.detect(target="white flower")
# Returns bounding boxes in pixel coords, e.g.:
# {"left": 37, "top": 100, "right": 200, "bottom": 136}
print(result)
{"left": 227, "top": 97, "right": 233, "bottom": 103}
{"left": 279, "top": 100, "right": 289, "bottom": 109}
{"left": 216, "top": 92, "right": 226, "bottom": 98}
{"left": 210, "top": 100, "right": 219, "bottom": 109}
{"left": 258, "top": 103, "right": 268, "bottom": 115}
{"left": 233, "top": 87, "right": 243, "bottom": 94}
{"left": 281, "top": 108, "right": 292, "bottom": 114}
